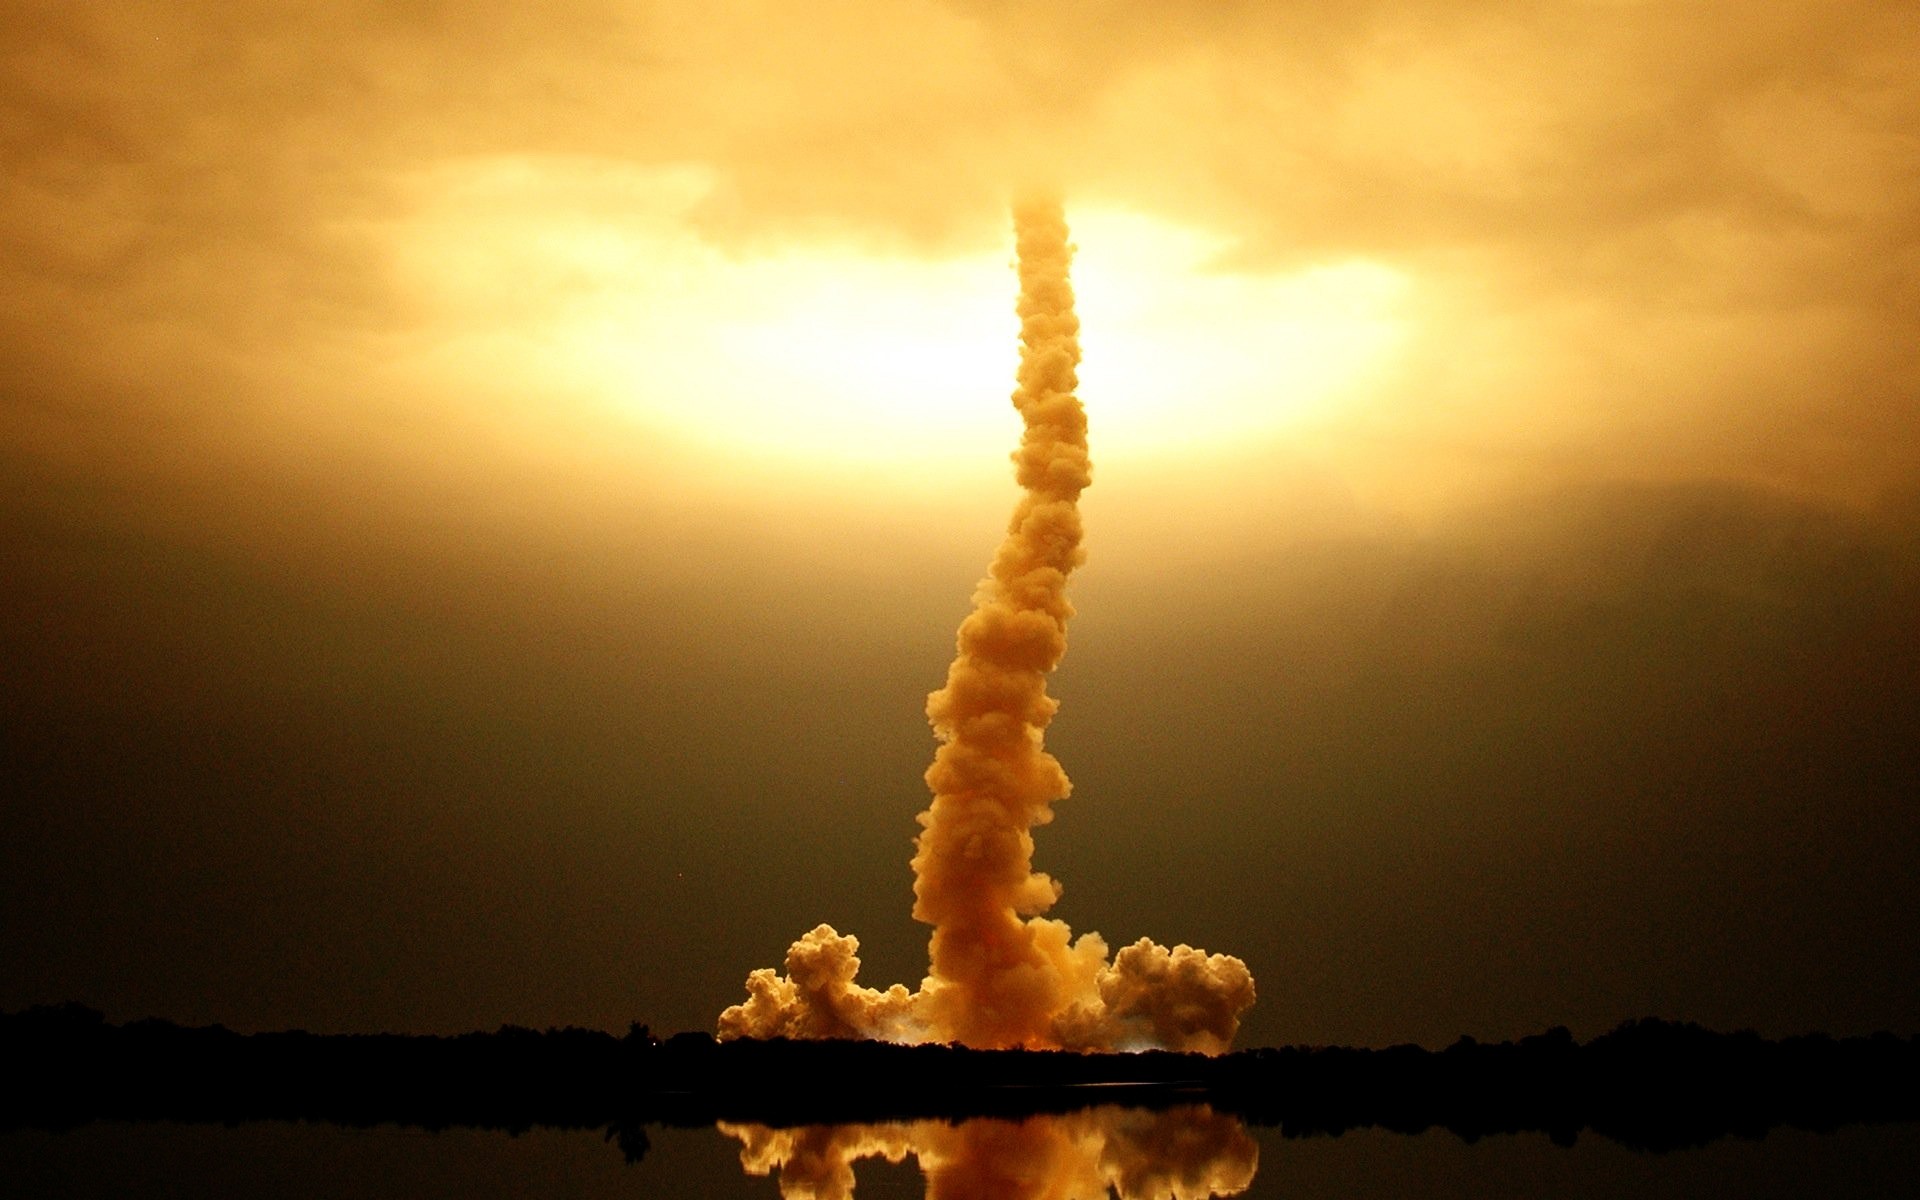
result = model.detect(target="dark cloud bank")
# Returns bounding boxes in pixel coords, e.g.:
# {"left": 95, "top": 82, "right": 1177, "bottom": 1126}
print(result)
{"left": 5, "top": 459, "right": 1915, "bottom": 1048}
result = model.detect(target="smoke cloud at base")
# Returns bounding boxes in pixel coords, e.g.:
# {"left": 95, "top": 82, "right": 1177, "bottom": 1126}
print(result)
{"left": 718, "top": 200, "right": 1256, "bottom": 1054}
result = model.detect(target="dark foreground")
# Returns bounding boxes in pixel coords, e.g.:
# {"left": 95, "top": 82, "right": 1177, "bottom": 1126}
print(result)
{"left": 4, "top": 1005, "right": 1916, "bottom": 1154}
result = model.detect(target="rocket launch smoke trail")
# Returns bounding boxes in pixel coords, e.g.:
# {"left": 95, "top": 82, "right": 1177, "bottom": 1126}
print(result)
{"left": 911, "top": 197, "right": 1101, "bottom": 1046}
{"left": 719, "top": 199, "right": 1256, "bottom": 1053}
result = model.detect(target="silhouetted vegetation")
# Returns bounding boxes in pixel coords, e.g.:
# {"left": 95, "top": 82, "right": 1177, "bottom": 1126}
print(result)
{"left": 1212, "top": 1020, "right": 1919, "bottom": 1152}
{"left": 4, "top": 1005, "right": 1915, "bottom": 1155}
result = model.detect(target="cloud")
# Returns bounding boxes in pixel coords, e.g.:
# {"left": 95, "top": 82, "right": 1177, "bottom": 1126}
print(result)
{"left": 8, "top": 0, "right": 1916, "bottom": 521}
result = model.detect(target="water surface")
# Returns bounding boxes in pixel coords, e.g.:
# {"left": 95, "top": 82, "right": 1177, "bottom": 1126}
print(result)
{"left": 7, "top": 1104, "right": 1919, "bottom": 1198}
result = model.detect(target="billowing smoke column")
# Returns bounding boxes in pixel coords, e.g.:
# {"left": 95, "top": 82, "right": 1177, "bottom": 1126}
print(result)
{"left": 719, "top": 199, "right": 1256, "bottom": 1054}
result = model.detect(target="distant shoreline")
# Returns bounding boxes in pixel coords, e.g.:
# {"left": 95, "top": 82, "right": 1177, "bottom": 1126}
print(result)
{"left": 5, "top": 1005, "right": 1916, "bottom": 1153}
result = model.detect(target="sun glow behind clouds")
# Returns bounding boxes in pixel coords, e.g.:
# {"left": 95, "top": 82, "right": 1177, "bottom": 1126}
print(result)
{"left": 388, "top": 158, "right": 1411, "bottom": 478}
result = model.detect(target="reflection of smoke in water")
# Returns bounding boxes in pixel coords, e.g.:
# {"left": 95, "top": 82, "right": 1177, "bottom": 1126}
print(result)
{"left": 718, "top": 200, "right": 1255, "bottom": 1053}
{"left": 723, "top": 1105, "right": 1259, "bottom": 1200}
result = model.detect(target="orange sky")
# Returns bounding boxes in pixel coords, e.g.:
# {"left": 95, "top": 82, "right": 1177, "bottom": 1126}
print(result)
{"left": 3, "top": 1, "right": 1918, "bottom": 1048}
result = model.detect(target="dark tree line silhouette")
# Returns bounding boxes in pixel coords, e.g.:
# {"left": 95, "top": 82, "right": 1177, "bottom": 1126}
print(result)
{"left": 4, "top": 1004, "right": 1916, "bottom": 1155}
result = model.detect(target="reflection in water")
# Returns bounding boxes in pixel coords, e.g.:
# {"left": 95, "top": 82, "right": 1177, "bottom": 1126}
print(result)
{"left": 722, "top": 1104, "right": 1257, "bottom": 1200}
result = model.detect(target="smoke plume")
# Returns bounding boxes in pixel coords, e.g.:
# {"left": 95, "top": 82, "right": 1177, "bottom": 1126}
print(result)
{"left": 719, "top": 199, "right": 1256, "bottom": 1053}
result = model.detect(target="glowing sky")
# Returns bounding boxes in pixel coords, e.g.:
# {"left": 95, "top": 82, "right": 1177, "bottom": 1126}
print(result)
{"left": 372, "top": 163, "right": 1411, "bottom": 485}
{"left": 3, "top": 1, "right": 1917, "bottom": 1049}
